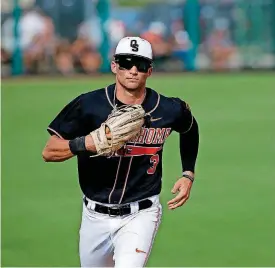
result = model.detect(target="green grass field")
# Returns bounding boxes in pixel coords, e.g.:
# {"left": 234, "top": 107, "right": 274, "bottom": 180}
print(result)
{"left": 2, "top": 73, "right": 275, "bottom": 267}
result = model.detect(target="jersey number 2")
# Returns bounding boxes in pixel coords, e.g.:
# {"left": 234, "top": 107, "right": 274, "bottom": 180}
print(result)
{"left": 147, "top": 154, "right": 160, "bottom": 174}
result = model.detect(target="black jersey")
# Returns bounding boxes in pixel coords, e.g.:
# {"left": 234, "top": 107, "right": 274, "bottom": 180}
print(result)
{"left": 47, "top": 83, "right": 193, "bottom": 204}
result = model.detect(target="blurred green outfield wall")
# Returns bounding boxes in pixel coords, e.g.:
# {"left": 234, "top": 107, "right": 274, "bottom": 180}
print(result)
{"left": 1, "top": 0, "right": 275, "bottom": 76}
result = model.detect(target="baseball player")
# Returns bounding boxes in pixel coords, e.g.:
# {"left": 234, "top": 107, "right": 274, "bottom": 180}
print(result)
{"left": 42, "top": 36, "right": 199, "bottom": 267}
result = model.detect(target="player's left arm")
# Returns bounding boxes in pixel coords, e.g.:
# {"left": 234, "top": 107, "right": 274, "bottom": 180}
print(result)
{"left": 168, "top": 99, "right": 199, "bottom": 210}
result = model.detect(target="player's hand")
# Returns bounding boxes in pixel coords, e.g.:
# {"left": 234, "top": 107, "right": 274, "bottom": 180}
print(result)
{"left": 167, "top": 176, "right": 193, "bottom": 210}
{"left": 90, "top": 104, "right": 145, "bottom": 156}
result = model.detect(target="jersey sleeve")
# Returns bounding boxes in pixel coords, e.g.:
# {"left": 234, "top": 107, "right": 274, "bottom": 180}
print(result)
{"left": 47, "top": 94, "right": 84, "bottom": 140}
{"left": 172, "top": 98, "right": 194, "bottom": 134}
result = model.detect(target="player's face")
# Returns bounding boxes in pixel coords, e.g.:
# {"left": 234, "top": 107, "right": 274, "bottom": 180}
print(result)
{"left": 111, "top": 55, "right": 152, "bottom": 91}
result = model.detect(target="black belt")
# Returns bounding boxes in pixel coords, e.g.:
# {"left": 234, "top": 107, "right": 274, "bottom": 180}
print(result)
{"left": 84, "top": 197, "right": 153, "bottom": 216}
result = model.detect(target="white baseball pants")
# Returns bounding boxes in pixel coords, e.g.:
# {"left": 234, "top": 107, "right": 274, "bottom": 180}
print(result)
{"left": 79, "top": 195, "right": 162, "bottom": 267}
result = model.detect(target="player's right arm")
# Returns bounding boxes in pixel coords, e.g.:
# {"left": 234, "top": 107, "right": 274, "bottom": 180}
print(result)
{"left": 42, "top": 135, "right": 96, "bottom": 162}
{"left": 42, "top": 94, "right": 97, "bottom": 162}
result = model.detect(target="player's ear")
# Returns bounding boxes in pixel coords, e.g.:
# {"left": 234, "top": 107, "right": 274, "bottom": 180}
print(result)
{"left": 147, "top": 67, "right": 153, "bottom": 77}
{"left": 111, "top": 61, "right": 117, "bottom": 74}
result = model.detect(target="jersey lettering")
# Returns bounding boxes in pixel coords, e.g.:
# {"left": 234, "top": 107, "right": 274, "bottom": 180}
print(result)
{"left": 152, "top": 128, "right": 166, "bottom": 144}
{"left": 162, "top": 128, "right": 172, "bottom": 143}
{"left": 145, "top": 128, "right": 155, "bottom": 144}
{"left": 136, "top": 128, "right": 147, "bottom": 144}
{"left": 128, "top": 127, "right": 171, "bottom": 145}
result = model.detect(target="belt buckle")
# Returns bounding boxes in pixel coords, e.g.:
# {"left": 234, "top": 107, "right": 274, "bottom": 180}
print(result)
{"left": 108, "top": 205, "right": 121, "bottom": 217}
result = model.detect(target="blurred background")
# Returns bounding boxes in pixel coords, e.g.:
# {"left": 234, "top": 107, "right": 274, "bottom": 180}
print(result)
{"left": 1, "top": 0, "right": 275, "bottom": 76}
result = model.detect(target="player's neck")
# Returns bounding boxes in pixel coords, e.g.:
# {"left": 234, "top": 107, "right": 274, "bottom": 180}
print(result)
{"left": 115, "top": 84, "right": 146, "bottom": 105}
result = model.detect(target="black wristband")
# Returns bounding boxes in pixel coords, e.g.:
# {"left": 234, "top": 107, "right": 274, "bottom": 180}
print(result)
{"left": 182, "top": 173, "right": 194, "bottom": 182}
{"left": 69, "top": 136, "right": 87, "bottom": 155}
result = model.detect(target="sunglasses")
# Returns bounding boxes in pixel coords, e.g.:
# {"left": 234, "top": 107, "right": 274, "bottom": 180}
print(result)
{"left": 115, "top": 55, "right": 152, "bottom": 73}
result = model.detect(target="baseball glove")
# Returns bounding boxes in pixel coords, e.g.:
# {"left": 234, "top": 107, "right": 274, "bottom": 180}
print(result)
{"left": 90, "top": 104, "right": 145, "bottom": 157}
